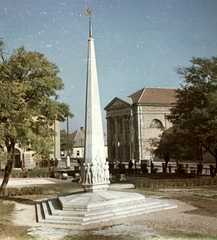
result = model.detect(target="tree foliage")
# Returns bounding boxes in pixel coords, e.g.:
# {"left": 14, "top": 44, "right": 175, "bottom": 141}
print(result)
{"left": 149, "top": 129, "right": 176, "bottom": 169}
{"left": 0, "top": 40, "right": 73, "bottom": 189}
{"left": 149, "top": 127, "right": 198, "bottom": 171}
{"left": 167, "top": 56, "right": 217, "bottom": 176}
{"left": 60, "top": 129, "right": 74, "bottom": 156}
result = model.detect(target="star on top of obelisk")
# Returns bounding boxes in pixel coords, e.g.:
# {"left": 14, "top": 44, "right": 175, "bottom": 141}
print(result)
{"left": 84, "top": 6, "right": 94, "bottom": 38}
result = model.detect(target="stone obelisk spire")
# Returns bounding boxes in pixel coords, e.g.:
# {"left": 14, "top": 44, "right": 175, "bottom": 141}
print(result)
{"left": 82, "top": 6, "right": 110, "bottom": 192}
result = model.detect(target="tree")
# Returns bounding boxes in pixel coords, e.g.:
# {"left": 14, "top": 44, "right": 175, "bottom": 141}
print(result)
{"left": 149, "top": 129, "right": 176, "bottom": 172}
{"left": 149, "top": 128, "right": 198, "bottom": 172}
{"left": 167, "top": 56, "right": 217, "bottom": 177}
{"left": 0, "top": 42, "right": 73, "bottom": 190}
{"left": 0, "top": 39, "right": 7, "bottom": 62}
{"left": 60, "top": 129, "right": 74, "bottom": 156}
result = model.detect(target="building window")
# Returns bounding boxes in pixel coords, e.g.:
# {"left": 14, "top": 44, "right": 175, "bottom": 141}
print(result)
{"left": 149, "top": 119, "right": 163, "bottom": 129}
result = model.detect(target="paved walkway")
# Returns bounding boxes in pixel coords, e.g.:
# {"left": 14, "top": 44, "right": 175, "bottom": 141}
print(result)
{"left": 7, "top": 178, "right": 56, "bottom": 187}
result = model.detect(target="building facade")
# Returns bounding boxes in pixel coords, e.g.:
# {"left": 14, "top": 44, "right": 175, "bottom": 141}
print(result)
{"left": 0, "top": 120, "right": 61, "bottom": 170}
{"left": 105, "top": 87, "right": 176, "bottom": 163}
{"left": 69, "top": 127, "right": 108, "bottom": 160}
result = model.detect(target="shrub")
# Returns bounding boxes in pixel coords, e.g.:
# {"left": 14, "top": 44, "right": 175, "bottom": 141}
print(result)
{"left": 0, "top": 186, "right": 45, "bottom": 197}
{"left": 134, "top": 177, "right": 217, "bottom": 189}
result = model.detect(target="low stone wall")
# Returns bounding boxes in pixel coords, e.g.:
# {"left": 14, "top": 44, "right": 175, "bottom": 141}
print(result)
{"left": 134, "top": 177, "right": 217, "bottom": 189}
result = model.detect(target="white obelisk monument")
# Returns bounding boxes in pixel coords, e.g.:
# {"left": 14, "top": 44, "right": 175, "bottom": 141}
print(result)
{"left": 82, "top": 6, "right": 110, "bottom": 192}
{"left": 35, "top": 7, "right": 178, "bottom": 224}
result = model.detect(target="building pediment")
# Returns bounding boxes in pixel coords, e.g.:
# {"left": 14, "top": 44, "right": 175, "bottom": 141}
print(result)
{"left": 104, "top": 97, "right": 132, "bottom": 110}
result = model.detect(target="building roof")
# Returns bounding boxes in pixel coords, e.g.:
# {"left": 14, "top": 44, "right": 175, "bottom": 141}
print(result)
{"left": 69, "top": 128, "right": 85, "bottom": 147}
{"left": 69, "top": 128, "right": 107, "bottom": 147}
{"left": 128, "top": 87, "right": 176, "bottom": 104}
{"left": 118, "top": 96, "right": 133, "bottom": 105}
{"left": 104, "top": 87, "right": 177, "bottom": 111}
{"left": 104, "top": 96, "right": 133, "bottom": 110}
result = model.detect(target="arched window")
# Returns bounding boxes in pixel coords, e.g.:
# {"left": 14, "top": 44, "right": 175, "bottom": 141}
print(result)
{"left": 149, "top": 119, "right": 163, "bottom": 129}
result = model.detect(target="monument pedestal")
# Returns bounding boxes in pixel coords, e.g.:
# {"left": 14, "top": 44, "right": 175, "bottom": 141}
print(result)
{"left": 35, "top": 189, "right": 177, "bottom": 225}
{"left": 83, "top": 182, "right": 109, "bottom": 192}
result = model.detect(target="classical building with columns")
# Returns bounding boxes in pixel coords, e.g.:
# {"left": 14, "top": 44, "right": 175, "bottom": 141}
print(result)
{"left": 104, "top": 87, "right": 176, "bottom": 163}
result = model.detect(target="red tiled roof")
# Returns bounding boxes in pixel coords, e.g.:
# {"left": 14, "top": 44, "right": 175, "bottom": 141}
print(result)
{"left": 128, "top": 87, "right": 176, "bottom": 104}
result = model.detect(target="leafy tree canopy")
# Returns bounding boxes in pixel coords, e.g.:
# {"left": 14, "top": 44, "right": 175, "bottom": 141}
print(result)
{"left": 0, "top": 40, "right": 73, "bottom": 188}
{"left": 60, "top": 129, "right": 74, "bottom": 156}
{"left": 149, "top": 128, "right": 198, "bottom": 166}
{"left": 167, "top": 56, "right": 217, "bottom": 168}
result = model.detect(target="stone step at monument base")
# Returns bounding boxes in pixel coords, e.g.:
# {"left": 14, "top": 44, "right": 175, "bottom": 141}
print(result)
{"left": 35, "top": 190, "right": 177, "bottom": 225}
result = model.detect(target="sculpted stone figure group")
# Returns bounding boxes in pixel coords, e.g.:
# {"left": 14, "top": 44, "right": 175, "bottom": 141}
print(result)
{"left": 81, "top": 161, "right": 110, "bottom": 185}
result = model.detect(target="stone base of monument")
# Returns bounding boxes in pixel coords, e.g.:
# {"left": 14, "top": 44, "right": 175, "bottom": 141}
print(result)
{"left": 35, "top": 190, "right": 177, "bottom": 225}
{"left": 82, "top": 183, "right": 109, "bottom": 192}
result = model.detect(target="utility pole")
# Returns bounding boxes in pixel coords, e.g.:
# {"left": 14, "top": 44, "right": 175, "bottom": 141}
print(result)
{"left": 66, "top": 116, "right": 70, "bottom": 168}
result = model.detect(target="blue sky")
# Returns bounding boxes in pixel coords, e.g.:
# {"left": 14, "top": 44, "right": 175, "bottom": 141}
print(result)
{"left": 0, "top": 0, "right": 217, "bottom": 132}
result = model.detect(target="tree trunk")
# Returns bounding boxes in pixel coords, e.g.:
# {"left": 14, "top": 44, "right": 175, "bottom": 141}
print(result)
{"left": 163, "top": 156, "right": 170, "bottom": 173}
{"left": 0, "top": 143, "right": 15, "bottom": 192}
{"left": 165, "top": 160, "right": 169, "bottom": 172}
{"left": 212, "top": 156, "right": 217, "bottom": 178}
{"left": 0, "top": 160, "right": 13, "bottom": 189}
{"left": 211, "top": 152, "right": 217, "bottom": 178}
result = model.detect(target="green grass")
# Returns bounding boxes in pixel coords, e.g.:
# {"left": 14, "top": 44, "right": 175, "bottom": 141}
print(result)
{"left": 0, "top": 200, "right": 14, "bottom": 218}
{"left": 0, "top": 200, "right": 15, "bottom": 237}
{"left": 17, "top": 230, "right": 37, "bottom": 240}
{"left": 0, "top": 224, "right": 4, "bottom": 234}
{"left": 159, "top": 231, "right": 217, "bottom": 240}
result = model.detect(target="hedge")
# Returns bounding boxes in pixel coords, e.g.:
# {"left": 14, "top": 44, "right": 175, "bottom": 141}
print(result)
{"left": 0, "top": 169, "right": 52, "bottom": 179}
{"left": 0, "top": 186, "right": 47, "bottom": 197}
{"left": 134, "top": 177, "right": 217, "bottom": 189}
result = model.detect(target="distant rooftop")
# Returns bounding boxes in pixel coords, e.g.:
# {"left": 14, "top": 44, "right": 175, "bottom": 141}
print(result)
{"left": 69, "top": 127, "right": 107, "bottom": 147}
{"left": 128, "top": 87, "right": 176, "bottom": 104}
